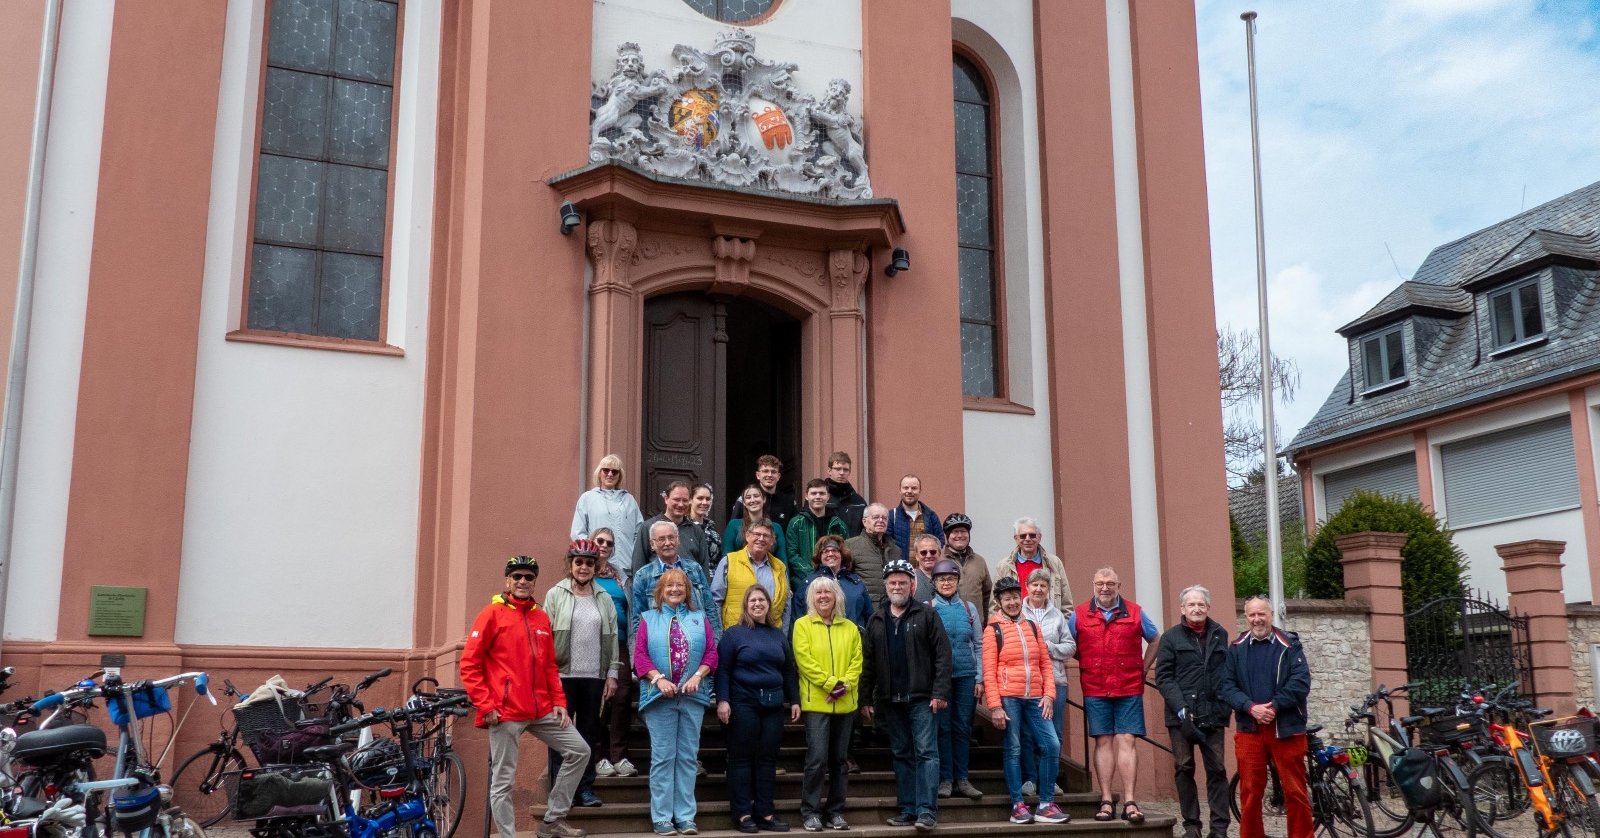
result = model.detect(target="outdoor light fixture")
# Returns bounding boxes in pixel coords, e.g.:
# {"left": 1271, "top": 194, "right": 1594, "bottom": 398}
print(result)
{"left": 884, "top": 248, "right": 911, "bottom": 277}
{"left": 559, "top": 201, "right": 581, "bottom": 235}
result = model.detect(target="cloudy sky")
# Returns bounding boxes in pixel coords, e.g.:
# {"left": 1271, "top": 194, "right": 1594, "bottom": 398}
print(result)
{"left": 1194, "top": 0, "right": 1600, "bottom": 455}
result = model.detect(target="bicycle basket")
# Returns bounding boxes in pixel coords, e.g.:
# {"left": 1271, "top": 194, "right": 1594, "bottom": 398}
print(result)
{"left": 224, "top": 764, "right": 336, "bottom": 821}
{"left": 234, "top": 696, "right": 307, "bottom": 754}
{"left": 1418, "top": 715, "right": 1487, "bottom": 749}
{"left": 1532, "top": 715, "right": 1597, "bottom": 758}
{"left": 347, "top": 737, "right": 408, "bottom": 790}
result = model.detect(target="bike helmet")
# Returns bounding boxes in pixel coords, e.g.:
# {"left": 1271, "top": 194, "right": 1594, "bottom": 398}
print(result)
{"left": 993, "top": 577, "right": 1023, "bottom": 597}
{"left": 931, "top": 559, "right": 961, "bottom": 579}
{"left": 882, "top": 559, "right": 916, "bottom": 580}
{"left": 348, "top": 737, "right": 407, "bottom": 789}
{"left": 567, "top": 539, "right": 601, "bottom": 560}
{"left": 941, "top": 513, "right": 972, "bottom": 532}
{"left": 505, "top": 555, "right": 539, "bottom": 576}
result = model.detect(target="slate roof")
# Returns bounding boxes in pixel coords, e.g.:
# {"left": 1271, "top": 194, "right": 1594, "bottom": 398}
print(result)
{"left": 1287, "top": 179, "right": 1600, "bottom": 456}
{"left": 1228, "top": 475, "right": 1303, "bottom": 546}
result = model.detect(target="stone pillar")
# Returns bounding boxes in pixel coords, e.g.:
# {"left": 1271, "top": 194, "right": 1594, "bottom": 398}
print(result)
{"left": 1499, "top": 540, "right": 1577, "bottom": 715}
{"left": 585, "top": 217, "right": 640, "bottom": 479}
{"left": 824, "top": 248, "right": 869, "bottom": 468}
{"left": 1339, "top": 532, "right": 1409, "bottom": 710}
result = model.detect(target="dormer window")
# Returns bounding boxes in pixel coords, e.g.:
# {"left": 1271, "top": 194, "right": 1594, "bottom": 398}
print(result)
{"left": 1361, "top": 325, "right": 1406, "bottom": 391}
{"left": 1489, "top": 278, "right": 1544, "bottom": 349}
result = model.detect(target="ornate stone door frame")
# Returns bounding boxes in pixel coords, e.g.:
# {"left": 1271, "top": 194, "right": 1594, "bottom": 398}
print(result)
{"left": 552, "top": 163, "right": 904, "bottom": 496}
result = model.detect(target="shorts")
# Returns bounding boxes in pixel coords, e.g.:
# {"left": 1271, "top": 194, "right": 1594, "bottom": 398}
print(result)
{"left": 1084, "top": 695, "right": 1145, "bottom": 737}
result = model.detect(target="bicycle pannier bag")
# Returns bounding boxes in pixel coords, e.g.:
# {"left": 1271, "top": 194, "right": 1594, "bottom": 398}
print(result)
{"left": 1389, "top": 747, "right": 1441, "bottom": 811}
{"left": 233, "top": 767, "right": 334, "bottom": 820}
{"left": 254, "top": 720, "right": 331, "bottom": 764}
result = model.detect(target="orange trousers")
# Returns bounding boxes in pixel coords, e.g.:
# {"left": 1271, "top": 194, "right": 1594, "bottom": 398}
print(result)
{"left": 1235, "top": 729, "right": 1312, "bottom": 838}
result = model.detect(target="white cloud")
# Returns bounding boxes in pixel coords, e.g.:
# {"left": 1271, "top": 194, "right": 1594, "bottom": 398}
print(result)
{"left": 1197, "top": 0, "right": 1600, "bottom": 447}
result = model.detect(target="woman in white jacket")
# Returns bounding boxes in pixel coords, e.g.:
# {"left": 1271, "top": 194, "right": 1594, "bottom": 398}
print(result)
{"left": 1019, "top": 568, "right": 1076, "bottom": 799}
{"left": 571, "top": 454, "right": 645, "bottom": 578}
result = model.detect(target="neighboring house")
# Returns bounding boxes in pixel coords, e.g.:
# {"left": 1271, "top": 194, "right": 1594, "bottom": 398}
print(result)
{"left": 1286, "top": 180, "right": 1600, "bottom": 604}
{"left": 1228, "top": 474, "right": 1303, "bottom": 547}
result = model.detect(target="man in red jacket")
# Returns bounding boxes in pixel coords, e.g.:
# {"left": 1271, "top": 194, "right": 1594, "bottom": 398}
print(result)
{"left": 1069, "top": 567, "right": 1159, "bottom": 825}
{"left": 461, "top": 555, "right": 590, "bottom": 838}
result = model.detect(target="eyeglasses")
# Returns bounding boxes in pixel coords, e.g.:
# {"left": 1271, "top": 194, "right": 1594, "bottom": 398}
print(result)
{"left": 917, "top": 549, "right": 941, "bottom": 557}
{"left": 820, "top": 546, "right": 842, "bottom": 554}
{"left": 1017, "top": 533, "right": 1040, "bottom": 540}
{"left": 510, "top": 573, "right": 537, "bottom": 582}
{"left": 748, "top": 532, "right": 773, "bottom": 540}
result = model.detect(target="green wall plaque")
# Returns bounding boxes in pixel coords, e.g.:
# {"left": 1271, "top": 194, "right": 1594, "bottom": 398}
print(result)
{"left": 88, "top": 586, "right": 147, "bottom": 637}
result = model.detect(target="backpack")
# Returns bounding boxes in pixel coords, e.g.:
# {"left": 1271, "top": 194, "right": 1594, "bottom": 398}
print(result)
{"left": 990, "top": 618, "right": 1043, "bottom": 653}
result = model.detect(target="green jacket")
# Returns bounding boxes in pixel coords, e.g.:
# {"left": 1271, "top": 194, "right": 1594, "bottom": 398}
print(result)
{"left": 791, "top": 612, "right": 863, "bottom": 714}
{"left": 785, "top": 511, "right": 848, "bottom": 585}
{"left": 542, "top": 580, "right": 620, "bottom": 679}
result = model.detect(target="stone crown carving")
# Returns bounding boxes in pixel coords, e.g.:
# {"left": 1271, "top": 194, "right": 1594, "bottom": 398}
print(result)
{"left": 589, "top": 31, "right": 872, "bottom": 201}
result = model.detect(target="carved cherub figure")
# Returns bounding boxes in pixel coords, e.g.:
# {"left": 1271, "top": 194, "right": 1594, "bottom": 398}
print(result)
{"left": 809, "top": 79, "right": 868, "bottom": 187}
{"left": 591, "top": 43, "right": 670, "bottom": 147}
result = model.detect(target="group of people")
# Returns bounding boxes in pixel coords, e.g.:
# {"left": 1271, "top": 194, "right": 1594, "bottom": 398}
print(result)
{"left": 459, "top": 451, "right": 1317, "bottom": 838}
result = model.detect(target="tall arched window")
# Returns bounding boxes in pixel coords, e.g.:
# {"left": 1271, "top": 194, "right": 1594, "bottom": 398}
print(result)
{"left": 953, "top": 53, "right": 1002, "bottom": 399}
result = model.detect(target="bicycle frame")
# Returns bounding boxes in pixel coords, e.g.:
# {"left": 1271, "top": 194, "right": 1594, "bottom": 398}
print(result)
{"left": 1494, "top": 718, "right": 1600, "bottom": 834}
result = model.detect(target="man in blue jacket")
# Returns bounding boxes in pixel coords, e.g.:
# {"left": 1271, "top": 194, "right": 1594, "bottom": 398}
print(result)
{"left": 1219, "top": 596, "right": 1312, "bottom": 838}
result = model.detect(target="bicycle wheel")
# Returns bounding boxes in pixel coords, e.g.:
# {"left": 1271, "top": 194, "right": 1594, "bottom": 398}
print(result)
{"left": 1553, "top": 770, "right": 1600, "bottom": 838}
{"left": 1467, "top": 757, "right": 1530, "bottom": 838}
{"left": 1362, "top": 755, "right": 1416, "bottom": 838}
{"left": 171, "top": 746, "right": 248, "bottom": 827}
{"left": 1319, "top": 770, "right": 1375, "bottom": 838}
{"left": 422, "top": 750, "right": 466, "bottom": 838}
{"left": 1230, "top": 767, "right": 1286, "bottom": 821}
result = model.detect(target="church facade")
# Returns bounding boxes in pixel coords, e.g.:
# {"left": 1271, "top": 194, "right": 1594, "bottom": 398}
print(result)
{"left": 0, "top": 0, "right": 1228, "bottom": 790}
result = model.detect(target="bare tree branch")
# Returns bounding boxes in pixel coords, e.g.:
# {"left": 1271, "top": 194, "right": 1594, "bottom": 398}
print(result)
{"left": 1218, "top": 326, "right": 1300, "bottom": 483}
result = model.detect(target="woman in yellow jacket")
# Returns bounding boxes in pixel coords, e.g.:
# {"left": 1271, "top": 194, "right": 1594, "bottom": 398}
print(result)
{"left": 791, "top": 576, "right": 864, "bottom": 832}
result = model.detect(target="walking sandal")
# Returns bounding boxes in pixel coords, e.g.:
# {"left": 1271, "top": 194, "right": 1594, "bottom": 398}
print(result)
{"left": 1122, "top": 801, "right": 1145, "bottom": 824}
{"left": 1094, "top": 801, "right": 1115, "bottom": 822}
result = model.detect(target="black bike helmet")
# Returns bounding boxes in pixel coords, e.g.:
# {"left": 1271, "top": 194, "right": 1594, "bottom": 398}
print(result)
{"left": 882, "top": 559, "right": 916, "bottom": 580}
{"left": 348, "top": 737, "right": 407, "bottom": 789}
{"left": 993, "top": 577, "right": 1023, "bottom": 597}
{"left": 931, "top": 559, "right": 961, "bottom": 579}
{"left": 505, "top": 555, "right": 539, "bottom": 576}
{"left": 941, "top": 513, "right": 972, "bottom": 532}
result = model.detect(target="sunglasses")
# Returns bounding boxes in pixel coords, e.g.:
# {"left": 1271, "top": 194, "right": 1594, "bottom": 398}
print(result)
{"left": 1017, "top": 533, "right": 1040, "bottom": 539}
{"left": 917, "top": 549, "right": 942, "bottom": 557}
{"left": 600, "top": 468, "right": 620, "bottom": 475}
{"left": 593, "top": 539, "right": 613, "bottom": 547}
{"left": 510, "top": 573, "right": 537, "bottom": 582}
{"left": 571, "top": 558, "right": 597, "bottom": 566}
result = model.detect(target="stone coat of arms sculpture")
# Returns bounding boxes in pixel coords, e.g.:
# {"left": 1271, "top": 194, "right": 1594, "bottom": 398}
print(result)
{"left": 589, "top": 30, "right": 872, "bottom": 200}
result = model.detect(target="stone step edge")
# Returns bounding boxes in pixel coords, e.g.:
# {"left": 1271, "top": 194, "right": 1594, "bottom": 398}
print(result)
{"left": 514, "top": 816, "right": 1177, "bottom": 838}
{"left": 535, "top": 792, "right": 1112, "bottom": 818}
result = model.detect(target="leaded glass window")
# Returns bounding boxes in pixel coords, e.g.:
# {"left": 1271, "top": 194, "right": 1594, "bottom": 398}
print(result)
{"left": 247, "top": 0, "right": 399, "bottom": 342}
{"left": 954, "top": 55, "right": 1000, "bottom": 398}
{"left": 680, "top": 0, "right": 776, "bottom": 23}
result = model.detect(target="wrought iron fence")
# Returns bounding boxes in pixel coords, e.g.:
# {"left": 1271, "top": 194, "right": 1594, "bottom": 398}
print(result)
{"left": 1403, "top": 586, "right": 1534, "bottom": 707}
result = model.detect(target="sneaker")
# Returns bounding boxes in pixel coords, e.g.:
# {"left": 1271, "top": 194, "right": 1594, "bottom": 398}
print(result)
{"left": 803, "top": 817, "right": 823, "bottom": 833}
{"left": 653, "top": 823, "right": 676, "bottom": 836}
{"left": 677, "top": 822, "right": 699, "bottom": 835}
{"left": 847, "top": 759, "right": 861, "bottom": 774}
{"left": 937, "top": 781, "right": 952, "bottom": 799}
{"left": 1052, "top": 783, "right": 1065, "bottom": 798}
{"left": 576, "top": 790, "right": 603, "bottom": 808}
{"left": 615, "top": 758, "right": 639, "bottom": 777}
{"left": 1020, "top": 781, "right": 1037, "bottom": 799}
{"left": 953, "top": 779, "right": 983, "bottom": 800}
{"left": 538, "top": 820, "right": 587, "bottom": 838}
{"left": 775, "top": 766, "right": 787, "bottom": 775}
{"left": 886, "top": 814, "right": 917, "bottom": 828}
{"left": 594, "top": 759, "right": 616, "bottom": 777}
{"left": 914, "top": 815, "right": 937, "bottom": 832}
{"left": 1033, "top": 803, "right": 1070, "bottom": 825}
{"left": 826, "top": 815, "right": 849, "bottom": 831}
{"left": 1010, "top": 802, "right": 1034, "bottom": 825}
{"left": 695, "top": 761, "right": 707, "bottom": 777}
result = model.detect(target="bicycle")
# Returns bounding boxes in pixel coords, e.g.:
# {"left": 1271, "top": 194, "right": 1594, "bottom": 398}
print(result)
{"left": 404, "top": 678, "right": 468, "bottom": 838}
{"left": 26, "top": 666, "right": 218, "bottom": 838}
{"left": 1496, "top": 712, "right": 1600, "bottom": 838}
{"left": 1228, "top": 723, "right": 1376, "bottom": 837}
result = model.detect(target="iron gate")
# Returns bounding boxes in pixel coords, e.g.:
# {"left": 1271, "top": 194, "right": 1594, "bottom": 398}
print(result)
{"left": 1403, "top": 587, "right": 1534, "bottom": 707}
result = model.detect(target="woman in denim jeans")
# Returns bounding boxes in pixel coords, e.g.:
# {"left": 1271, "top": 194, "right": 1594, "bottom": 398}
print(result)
{"left": 927, "top": 559, "right": 984, "bottom": 800}
{"left": 715, "top": 586, "right": 800, "bottom": 833}
{"left": 1018, "top": 569, "right": 1076, "bottom": 799}
{"left": 633, "top": 569, "right": 719, "bottom": 836}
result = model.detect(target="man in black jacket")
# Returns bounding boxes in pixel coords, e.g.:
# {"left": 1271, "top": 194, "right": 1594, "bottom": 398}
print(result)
{"left": 862, "top": 559, "right": 953, "bottom": 832}
{"left": 823, "top": 451, "right": 867, "bottom": 536}
{"left": 1154, "top": 585, "right": 1232, "bottom": 838}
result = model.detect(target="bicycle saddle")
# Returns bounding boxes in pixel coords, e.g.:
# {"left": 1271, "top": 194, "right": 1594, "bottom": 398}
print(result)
{"left": 11, "top": 724, "right": 107, "bottom": 763}
{"left": 301, "top": 741, "right": 357, "bottom": 763}
{"left": 1418, "top": 706, "right": 1447, "bottom": 717}
{"left": 1400, "top": 715, "right": 1424, "bottom": 727}
{"left": 1305, "top": 724, "right": 1324, "bottom": 735}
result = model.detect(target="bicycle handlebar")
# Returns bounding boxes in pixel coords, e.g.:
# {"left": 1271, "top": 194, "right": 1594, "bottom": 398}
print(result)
{"left": 329, "top": 693, "right": 471, "bottom": 736}
{"left": 29, "top": 671, "right": 215, "bottom": 714}
{"left": 357, "top": 668, "right": 393, "bottom": 691}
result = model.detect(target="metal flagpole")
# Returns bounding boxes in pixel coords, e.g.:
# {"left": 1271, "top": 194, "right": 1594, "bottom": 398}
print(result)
{"left": 1241, "top": 10, "right": 1285, "bottom": 624}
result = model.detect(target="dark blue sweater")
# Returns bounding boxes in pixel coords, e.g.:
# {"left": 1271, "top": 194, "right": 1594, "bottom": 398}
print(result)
{"left": 714, "top": 624, "right": 800, "bottom": 707}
